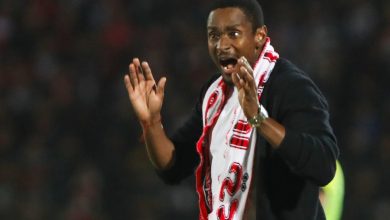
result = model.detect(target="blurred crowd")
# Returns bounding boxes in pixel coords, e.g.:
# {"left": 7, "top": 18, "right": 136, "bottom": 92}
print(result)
{"left": 0, "top": 0, "right": 389, "bottom": 219}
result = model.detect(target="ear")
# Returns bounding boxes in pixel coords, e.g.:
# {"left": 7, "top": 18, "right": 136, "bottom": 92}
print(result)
{"left": 254, "top": 25, "right": 268, "bottom": 49}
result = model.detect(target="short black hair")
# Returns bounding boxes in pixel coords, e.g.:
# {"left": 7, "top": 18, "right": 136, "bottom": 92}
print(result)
{"left": 208, "top": 0, "right": 264, "bottom": 32}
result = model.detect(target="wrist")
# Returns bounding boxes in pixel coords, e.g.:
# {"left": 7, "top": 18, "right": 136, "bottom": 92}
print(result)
{"left": 247, "top": 103, "right": 268, "bottom": 127}
{"left": 140, "top": 115, "right": 162, "bottom": 129}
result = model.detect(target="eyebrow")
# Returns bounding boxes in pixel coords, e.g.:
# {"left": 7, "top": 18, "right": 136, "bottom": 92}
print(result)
{"left": 207, "top": 24, "right": 242, "bottom": 30}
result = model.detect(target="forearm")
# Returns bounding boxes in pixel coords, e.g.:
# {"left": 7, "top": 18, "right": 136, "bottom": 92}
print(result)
{"left": 124, "top": 57, "right": 174, "bottom": 170}
{"left": 257, "top": 117, "right": 285, "bottom": 149}
{"left": 276, "top": 129, "right": 338, "bottom": 186}
{"left": 142, "top": 120, "right": 175, "bottom": 171}
{"left": 257, "top": 117, "right": 338, "bottom": 185}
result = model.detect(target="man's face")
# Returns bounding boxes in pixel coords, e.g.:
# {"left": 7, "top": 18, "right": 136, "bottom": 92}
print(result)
{"left": 207, "top": 7, "right": 260, "bottom": 85}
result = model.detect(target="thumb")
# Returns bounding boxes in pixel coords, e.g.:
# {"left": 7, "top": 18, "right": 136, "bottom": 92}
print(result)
{"left": 232, "top": 73, "right": 242, "bottom": 90}
{"left": 156, "top": 77, "right": 167, "bottom": 97}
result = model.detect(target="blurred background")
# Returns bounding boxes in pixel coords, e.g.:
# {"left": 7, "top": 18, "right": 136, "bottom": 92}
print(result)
{"left": 0, "top": 0, "right": 389, "bottom": 219}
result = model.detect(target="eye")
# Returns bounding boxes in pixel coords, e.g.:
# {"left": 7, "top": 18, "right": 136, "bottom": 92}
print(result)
{"left": 228, "top": 31, "right": 240, "bottom": 38}
{"left": 208, "top": 31, "right": 220, "bottom": 40}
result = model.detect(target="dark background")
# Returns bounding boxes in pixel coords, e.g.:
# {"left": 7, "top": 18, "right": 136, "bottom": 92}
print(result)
{"left": 0, "top": 0, "right": 389, "bottom": 219}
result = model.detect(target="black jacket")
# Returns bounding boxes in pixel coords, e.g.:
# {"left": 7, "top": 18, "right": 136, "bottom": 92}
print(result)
{"left": 158, "top": 58, "right": 339, "bottom": 220}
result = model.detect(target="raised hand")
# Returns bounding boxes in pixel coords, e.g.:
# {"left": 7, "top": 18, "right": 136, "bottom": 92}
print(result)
{"left": 231, "top": 56, "right": 259, "bottom": 119}
{"left": 124, "top": 58, "right": 167, "bottom": 127}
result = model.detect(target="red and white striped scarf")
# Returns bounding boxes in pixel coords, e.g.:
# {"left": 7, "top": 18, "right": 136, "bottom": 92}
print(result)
{"left": 195, "top": 38, "right": 279, "bottom": 220}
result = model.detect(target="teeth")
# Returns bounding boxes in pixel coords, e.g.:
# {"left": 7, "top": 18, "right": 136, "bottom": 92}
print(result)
{"left": 223, "top": 64, "right": 235, "bottom": 71}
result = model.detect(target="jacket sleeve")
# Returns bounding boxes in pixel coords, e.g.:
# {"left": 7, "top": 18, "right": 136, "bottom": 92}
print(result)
{"left": 270, "top": 70, "right": 339, "bottom": 186}
{"left": 156, "top": 74, "right": 220, "bottom": 184}
{"left": 156, "top": 104, "right": 202, "bottom": 185}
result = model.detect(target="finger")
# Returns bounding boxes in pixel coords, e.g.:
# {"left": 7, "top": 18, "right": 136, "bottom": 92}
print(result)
{"left": 129, "top": 63, "right": 138, "bottom": 87}
{"left": 133, "top": 58, "right": 145, "bottom": 82}
{"left": 240, "top": 66, "right": 256, "bottom": 89}
{"left": 237, "top": 67, "right": 254, "bottom": 99}
{"left": 236, "top": 68, "right": 246, "bottom": 83}
{"left": 235, "top": 69, "right": 247, "bottom": 88}
{"left": 238, "top": 56, "right": 254, "bottom": 73}
{"left": 237, "top": 57, "right": 254, "bottom": 84}
{"left": 237, "top": 75, "right": 246, "bottom": 89}
{"left": 156, "top": 77, "right": 167, "bottom": 98}
{"left": 142, "top": 61, "right": 157, "bottom": 89}
{"left": 232, "top": 73, "right": 242, "bottom": 90}
{"left": 124, "top": 74, "right": 134, "bottom": 93}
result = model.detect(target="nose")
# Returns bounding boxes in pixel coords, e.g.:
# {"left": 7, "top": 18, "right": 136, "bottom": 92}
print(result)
{"left": 216, "top": 35, "right": 231, "bottom": 53}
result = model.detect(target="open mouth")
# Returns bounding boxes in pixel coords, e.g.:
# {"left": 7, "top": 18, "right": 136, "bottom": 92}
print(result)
{"left": 219, "top": 58, "right": 237, "bottom": 73}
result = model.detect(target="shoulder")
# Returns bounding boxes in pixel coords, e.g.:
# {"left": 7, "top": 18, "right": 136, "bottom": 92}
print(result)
{"left": 263, "top": 58, "right": 329, "bottom": 116}
{"left": 270, "top": 58, "right": 313, "bottom": 88}
{"left": 267, "top": 58, "right": 325, "bottom": 98}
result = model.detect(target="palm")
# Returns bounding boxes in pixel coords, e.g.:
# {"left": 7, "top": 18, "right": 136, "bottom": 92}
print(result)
{"left": 130, "top": 80, "right": 162, "bottom": 120}
{"left": 237, "top": 85, "right": 257, "bottom": 118}
{"left": 232, "top": 57, "right": 259, "bottom": 119}
{"left": 124, "top": 58, "right": 167, "bottom": 124}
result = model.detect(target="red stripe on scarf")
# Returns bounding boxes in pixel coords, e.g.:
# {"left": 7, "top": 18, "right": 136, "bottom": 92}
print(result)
{"left": 196, "top": 80, "right": 229, "bottom": 219}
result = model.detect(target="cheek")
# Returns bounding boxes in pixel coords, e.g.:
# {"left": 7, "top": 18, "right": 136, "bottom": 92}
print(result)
{"left": 208, "top": 42, "right": 215, "bottom": 52}
{"left": 208, "top": 44, "right": 217, "bottom": 59}
{"left": 240, "top": 42, "right": 257, "bottom": 57}
{"left": 235, "top": 39, "right": 250, "bottom": 51}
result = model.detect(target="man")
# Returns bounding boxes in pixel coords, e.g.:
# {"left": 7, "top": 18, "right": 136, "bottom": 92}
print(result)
{"left": 124, "top": 0, "right": 339, "bottom": 219}
{"left": 320, "top": 160, "right": 345, "bottom": 220}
